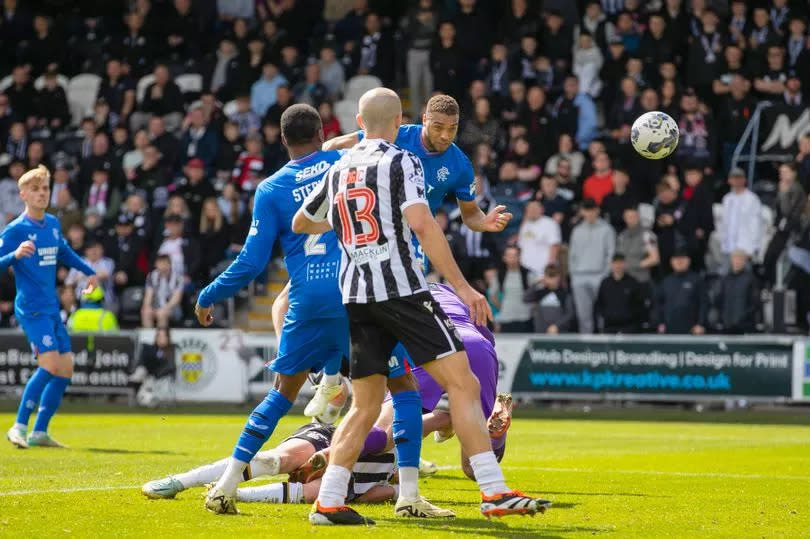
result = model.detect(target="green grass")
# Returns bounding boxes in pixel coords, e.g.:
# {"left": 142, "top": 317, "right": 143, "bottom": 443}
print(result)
{"left": 1, "top": 408, "right": 809, "bottom": 538}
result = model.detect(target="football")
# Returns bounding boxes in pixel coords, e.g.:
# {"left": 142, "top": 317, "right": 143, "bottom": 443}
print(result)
{"left": 631, "top": 111, "right": 680, "bottom": 160}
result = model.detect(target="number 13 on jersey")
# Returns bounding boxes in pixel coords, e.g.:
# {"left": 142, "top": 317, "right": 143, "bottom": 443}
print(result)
{"left": 335, "top": 186, "right": 380, "bottom": 246}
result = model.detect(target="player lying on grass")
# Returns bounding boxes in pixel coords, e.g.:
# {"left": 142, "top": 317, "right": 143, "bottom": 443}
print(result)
{"left": 142, "top": 422, "right": 398, "bottom": 505}
{"left": 142, "top": 283, "right": 519, "bottom": 505}
{"left": 1, "top": 165, "right": 98, "bottom": 449}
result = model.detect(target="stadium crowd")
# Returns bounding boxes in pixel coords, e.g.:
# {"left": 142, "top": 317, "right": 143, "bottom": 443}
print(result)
{"left": 0, "top": 0, "right": 808, "bottom": 334}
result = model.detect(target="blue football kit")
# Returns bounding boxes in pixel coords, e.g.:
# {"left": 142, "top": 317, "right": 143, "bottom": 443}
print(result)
{"left": 0, "top": 213, "right": 96, "bottom": 355}
{"left": 360, "top": 124, "right": 477, "bottom": 378}
{"left": 198, "top": 149, "right": 347, "bottom": 377}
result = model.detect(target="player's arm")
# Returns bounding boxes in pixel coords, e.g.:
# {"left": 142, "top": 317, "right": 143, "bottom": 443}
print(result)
{"left": 195, "top": 187, "right": 279, "bottom": 324}
{"left": 0, "top": 229, "right": 32, "bottom": 270}
{"left": 292, "top": 177, "right": 332, "bottom": 235}
{"left": 400, "top": 155, "right": 491, "bottom": 325}
{"left": 454, "top": 162, "right": 511, "bottom": 233}
{"left": 321, "top": 131, "right": 360, "bottom": 151}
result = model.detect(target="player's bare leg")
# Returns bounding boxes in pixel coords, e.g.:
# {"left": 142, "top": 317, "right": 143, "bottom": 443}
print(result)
{"left": 144, "top": 438, "right": 315, "bottom": 499}
{"left": 309, "top": 375, "right": 385, "bottom": 525}
{"left": 421, "top": 351, "right": 551, "bottom": 517}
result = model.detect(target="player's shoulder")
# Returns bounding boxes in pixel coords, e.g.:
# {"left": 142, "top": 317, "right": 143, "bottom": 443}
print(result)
{"left": 397, "top": 123, "right": 423, "bottom": 142}
{"left": 446, "top": 142, "right": 473, "bottom": 170}
{"left": 3, "top": 213, "right": 25, "bottom": 230}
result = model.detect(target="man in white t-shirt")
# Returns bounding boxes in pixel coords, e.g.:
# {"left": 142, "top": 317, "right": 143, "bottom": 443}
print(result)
{"left": 517, "top": 200, "right": 561, "bottom": 278}
{"left": 721, "top": 167, "right": 762, "bottom": 267}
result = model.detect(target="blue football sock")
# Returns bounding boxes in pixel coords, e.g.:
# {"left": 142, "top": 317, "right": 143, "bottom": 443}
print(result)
{"left": 232, "top": 389, "right": 292, "bottom": 462}
{"left": 32, "top": 375, "right": 71, "bottom": 433}
{"left": 15, "top": 368, "right": 54, "bottom": 427}
{"left": 391, "top": 390, "right": 423, "bottom": 469}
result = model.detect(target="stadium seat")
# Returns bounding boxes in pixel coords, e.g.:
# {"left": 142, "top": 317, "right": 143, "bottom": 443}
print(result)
{"left": 67, "top": 73, "right": 101, "bottom": 126}
{"left": 334, "top": 99, "right": 358, "bottom": 133}
{"left": 223, "top": 99, "right": 238, "bottom": 117}
{"left": 34, "top": 73, "right": 69, "bottom": 91}
{"left": 175, "top": 73, "right": 203, "bottom": 94}
{"left": 119, "top": 286, "right": 145, "bottom": 326}
{"left": 345, "top": 75, "right": 383, "bottom": 103}
{"left": 136, "top": 74, "right": 156, "bottom": 103}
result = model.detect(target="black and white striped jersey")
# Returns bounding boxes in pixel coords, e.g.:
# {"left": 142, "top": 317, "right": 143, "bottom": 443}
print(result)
{"left": 302, "top": 138, "right": 429, "bottom": 304}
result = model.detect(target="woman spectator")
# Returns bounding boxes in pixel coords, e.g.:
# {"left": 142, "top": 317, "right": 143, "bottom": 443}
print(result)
{"left": 319, "top": 101, "right": 341, "bottom": 140}
{"left": 217, "top": 183, "right": 245, "bottom": 227}
{"left": 545, "top": 134, "right": 585, "bottom": 178}
{"left": 198, "top": 198, "right": 231, "bottom": 276}
{"left": 459, "top": 96, "right": 503, "bottom": 155}
{"left": 123, "top": 129, "right": 150, "bottom": 179}
{"left": 130, "top": 327, "right": 177, "bottom": 386}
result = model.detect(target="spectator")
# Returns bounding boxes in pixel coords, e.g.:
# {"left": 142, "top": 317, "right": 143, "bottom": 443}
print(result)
{"left": 97, "top": 58, "right": 136, "bottom": 128}
{"left": 545, "top": 133, "right": 584, "bottom": 178}
{"left": 520, "top": 86, "right": 553, "bottom": 162}
{"left": 675, "top": 89, "right": 716, "bottom": 171}
{"left": 174, "top": 158, "right": 217, "bottom": 226}
{"left": 517, "top": 200, "right": 560, "bottom": 278}
{"left": 157, "top": 213, "right": 201, "bottom": 284}
{"left": 231, "top": 134, "right": 265, "bottom": 193}
{"left": 250, "top": 62, "right": 288, "bottom": 119}
{"left": 123, "top": 129, "right": 149, "bottom": 179}
{"left": 572, "top": 31, "right": 603, "bottom": 99}
{"left": 129, "top": 327, "right": 177, "bottom": 385}
{"left": 522, "top": 264, "right": 575, "bottom": 334}
{"left": 755, "top": 45, "right": 789, "bottom": 98}
{"left": 199, "top": 197, "right": 231, "bottom": 276}
{"left": 67, "top": 286, "right": 119, "bottom": 332}
{"left": 783, "top": 73, "right": 803, "bottom": 107}
{"left": 6, "top": 121, "right": 27, "bottom": 161}
{"left": 764, "top": 162, "right": 809, "bottom": 284}
{"left": 141, "top": 254, "right": 184, "bottom": 328}
{"left": 459, "top": 96, "right": 502, "bottom": 154}
{"left": 318, "top": 44, "right": 345, "bottom": 101}
{"left": 721, "top": 167, "right": 762, "bottom": 265}
{"left": 263, "top": 84, "right": 293, "bottom": 127}
{"left": 595, "top": 253, "right": 646, "bottom": 333}
{"left": 487, "top": 246, "right": 532, "bottom": 333}
{"left": 117, "top": 11, "right": 154, "bottom": 77}
{"left": 717, "top": 250, "right": 760, "bottom": 334}
{"left": 617, "top": 205, "right": 659, "bottom": 283}
{"left": 132, "top": 145, "right": 169, "bottom": 207}
{"left": 147, "top": 116, "right": 179, "bottom": 168}
{"left": 569, "top": 198, "right": 615, "bottom": 333}
{"left": 57, "top": 284, "right": 76, "bottom": 326}
{"left": 104, "top": 213, "right": 145, "bottom": 291}
{"left": 278, "top": 45, "right": 304, "bottom": 86}
{"left": 677, "top": 165, "right": 714, "bottom": 271}
{"left": 83, "top": 167, "right": 122, "bottom": 221}
{"left": 686, "top": 7, "right": 724, "bottom": 100}
{"left": 293, "top": 62, "right": 328, "bottom": 108}
{"left": 48, "top": 188, "right": 83, "bottom": 234}
{"left": 601, "top": 168, "right": 635, "bottom": 232}
{"left": 65, "top": 222, "right": 88, "bottom": 256}
{"left": 65, "top": 240, "right": 115, "bottom": 309}
{"left": 218, "top": 182, "right": 245, "bottom": 226}
{"left": 228, "top": 93, "right": 260, "bottom": 137}
{"left": 537, "top": 175, "right": 570, "bottom": 226}
{"left": 206, "top": 38, "right": 241, "bottom": 101}
{"left": 123, "top": 192, "right": 153, "bottom": 243}
{"left": 786, "top": 16, "right": 809, "bottom": 71}
{"left": 655, "top": 248, "right": 708, "bottom": 335}
{"left": 718, "top": 75, "right": 754, "bottom": 172}
{"left": 0, "top": 160, "right": 25, "bottom": 223}
{"left": 403, "top": 0, "right": 436, "bottom": 117}
{"left": 431, "top": 21, "right": 462, "bottom": 100}
{"left": 132, "top": 64, "right": 185, "bottom": 133}
{"left": 36, "top": 69, "right": 70, "bottom": 130}
{"left": 653, "top": 179, "right": 680, "bottom": 274}
{"left": 6, "top": 65, "right": 35, "bottom": 122}
{"left": 354, "top": 12, "right": 394, "bottom": 85}
{"left": 319, "top": 101, "right": 341, "bottom": 140}
{"left": 178, "top": 106, "right": 219, "bottom": 171}
{"left": 582, "top": 152, "right": 614, "bottom": 206}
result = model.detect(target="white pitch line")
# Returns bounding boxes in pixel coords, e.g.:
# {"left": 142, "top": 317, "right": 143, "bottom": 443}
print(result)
{"left": 436, "top": 465, "right": 810, "bottom": 481}
{"left": 0, "top": 485, "right": 139, "bottom": 497}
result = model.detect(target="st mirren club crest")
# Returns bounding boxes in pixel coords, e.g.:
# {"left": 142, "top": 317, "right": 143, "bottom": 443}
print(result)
{"left": 177, "top": 336, "right": 216, "bottom": 389}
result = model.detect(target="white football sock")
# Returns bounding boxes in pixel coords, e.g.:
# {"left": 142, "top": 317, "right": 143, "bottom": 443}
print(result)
{"left": 174, "top": 458, "right": 229, "bottom": 489}
{"left": 322, "top": 373, "right": 341, "bottom": 387}
{"left": 236, "top": 481, "right": 304, "bottom": 503}
{"left": 469, "top": 451, "right": 508, "bottom": 496}
{"left": 316, "top": 464, "right": 351, "bottom": 508}
{"left": 249, "top": 452, "right": 281, "bottom": 477}
{"left": 215, "top": 457, "right": 249, "bottom": 495}
{"left": 398, "top": 466, "right": 420, "bottom": 500}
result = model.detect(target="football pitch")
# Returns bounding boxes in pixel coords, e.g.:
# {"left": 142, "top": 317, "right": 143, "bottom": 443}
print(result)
{"left": 0, "top": 406, "right": 809, "bottom": 538}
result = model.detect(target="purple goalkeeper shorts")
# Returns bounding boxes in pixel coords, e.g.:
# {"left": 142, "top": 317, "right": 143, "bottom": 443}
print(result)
{"left": 413, "top": 327, "right": 498, "bottom": 418}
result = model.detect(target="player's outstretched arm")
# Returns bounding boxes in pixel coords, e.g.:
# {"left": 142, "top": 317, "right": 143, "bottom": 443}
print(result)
{"left": 458, "top": 200, "right": 513, "bottom": 233}
{"left": 57, "top": 237, "right": 96, "bottom": 277}
{"left": 291, "top": 211, "right": 331, "bottom": 235}
{"left": 321, "top": 131, "right": 360, "bottom": 151}
{"left": 405, "top": 203, "right": 491, "bottom": 326}
{"left": 196, "top": 188, "right": 279, "bottom": 316}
